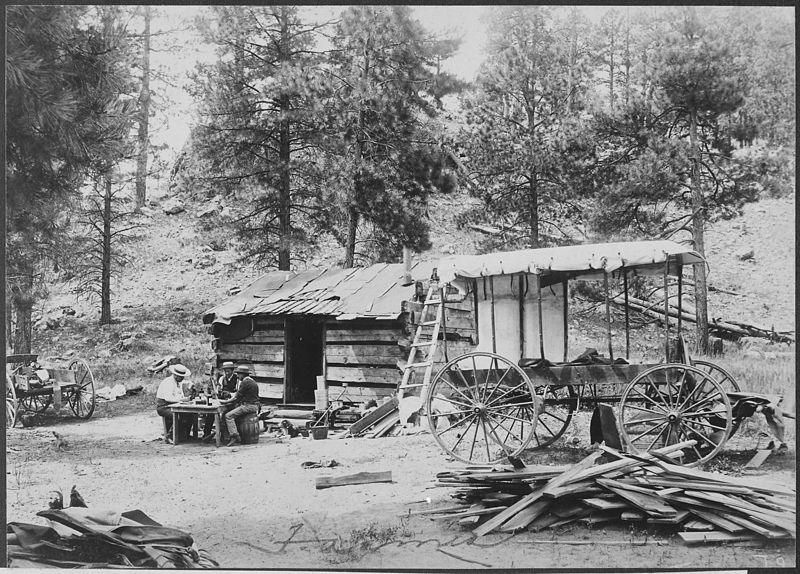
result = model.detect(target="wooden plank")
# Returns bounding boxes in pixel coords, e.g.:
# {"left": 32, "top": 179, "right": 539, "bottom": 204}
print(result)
{"left": 325, "top": 329, "right": 403, "bottom": 343}
{"left": 682, "top": 492, "right": 796, "bottom": 536}
{"left": 327, "top": 384, "right": 395, "bottom": 404}
{"left": 497, "top": 500, "right": 552, "bottom": 533}
{"left": 326, "top": 365, "right": 401, "bottom": 385}
{"left": 474, "top": 451, "right": 603, "bottom": 536}
{"left": 250, "top": 363, "right": 285, "bottom": 379}
{"left": 580, "top": 511, "right": 619, "bottom": 525}
{"left": 599, "top": 485, "right": 677, "bottom": 517}
{"left": 315, "top": 471, "right": 392, "bottom": 490}
{"left": 583, "top": 498, "right": 630, "bottom": 511}
{"left": 366, "top": 413, "right": 400, "bottom": 438}
{"left": 677, "top": 531, "right": 760, "bottom": 545}
{"left": 744, "top": 449, "right": 772, "bottom": 469}
{"left": 343, "top": 397, "right": 398, "bottom": 437}
{"left": 720, "top": 512, "right": 791, "bottom": 539}
{"left": 256, "top": 382, "right": 283, "bottom": 399}
{"left": 620, "top": 511, "right": 647, "bottom": 522}
{"left": 638, "top": 477, "right": 754, "bottom": 496}
{"left": 684, "top": 519, "right": 716, "bottom": 531}
{"left": 218, "top": 343, "right": 285, "bottom": 362}
{"left": 647, "top": 509, "right": 690, "bottom": 525}
{"left": 326, "top": 344, "right": 404, "bottom": 366}
{"left": 649, "top": 460, "right": 795, "bottom": 496}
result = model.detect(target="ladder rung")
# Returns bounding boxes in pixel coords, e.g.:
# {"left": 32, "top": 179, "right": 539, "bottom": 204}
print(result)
{"left": 399, "top": 383, "right": 425, "bottom": 389}
{"left": 421, "top": 321, "right": 439, "bottom": 326}
{"left": 405, "top": 361, "right": 433, "bottom": 369}
{"left": 411, "top": 341, "right": 434, "bottom": 347}
{"left": 423, "top": 299, "right": 442, "bottom": 306}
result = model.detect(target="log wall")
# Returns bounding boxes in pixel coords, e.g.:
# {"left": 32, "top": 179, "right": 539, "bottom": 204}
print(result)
{"left": 324, "top": 320, "right": 406, "bottom": 404}
{"left": 216, "top": 319, "right": 285, "bottom": 399}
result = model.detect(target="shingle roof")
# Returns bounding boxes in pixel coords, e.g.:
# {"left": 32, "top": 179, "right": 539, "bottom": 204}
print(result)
{"left": 202, "top": 261, "right": 436, "bottom": 324}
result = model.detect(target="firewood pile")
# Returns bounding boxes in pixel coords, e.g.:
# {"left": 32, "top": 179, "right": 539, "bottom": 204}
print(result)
{"left": 430, "top": 440, "right": 796, "bottom": 545}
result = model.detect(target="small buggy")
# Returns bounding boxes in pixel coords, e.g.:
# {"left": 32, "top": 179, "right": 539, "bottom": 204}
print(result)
{"left": 6, "top": 353, "right": 96, "bottom": 427}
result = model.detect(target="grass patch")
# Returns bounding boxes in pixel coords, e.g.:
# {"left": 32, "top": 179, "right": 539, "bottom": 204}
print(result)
{"left": 327, "top": 521, "right": 414, "bottom": 564}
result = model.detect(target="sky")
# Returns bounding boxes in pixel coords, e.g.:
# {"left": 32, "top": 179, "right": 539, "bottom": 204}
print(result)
{"left": 150, "top": 5, "right": 492, "bottom": 148}
{"left": 147, "top": 5, "right": 651, "bottom": 149}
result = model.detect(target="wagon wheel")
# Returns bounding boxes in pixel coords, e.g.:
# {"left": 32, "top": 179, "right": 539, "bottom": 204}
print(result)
{"left": 20, "top": 393, "right": 52, "bottom": 414}
{"left": 691, "top": 360, "right": 743, "bottom": 436}
{"left": 6, "top": 374, "right": 17, "bottom": 428}
{"left": 529, "top": 384, "right": 578, "bottom": 449}
{"left": 426, "top": 352, "right": 538, "bottom": 465}
{"left": 67, "top": 359, "right": 96, "bottom": 419}
{"left": 618, "top": 364, "right": 732, "bottom": 466}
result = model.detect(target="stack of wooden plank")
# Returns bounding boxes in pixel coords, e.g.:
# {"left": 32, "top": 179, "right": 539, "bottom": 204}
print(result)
{"left": 428, "top": 440, "right": 796, "bottom": 545}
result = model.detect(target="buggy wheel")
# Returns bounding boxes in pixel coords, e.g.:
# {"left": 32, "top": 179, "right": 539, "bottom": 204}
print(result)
{"left": 67, "top": 359, "right": 96, "bottom": 419}
{"left": 426, "top": 352, "right": 538, "bottom": 465}
{"left": 618, "top": 364, "right": 732, "bottom": 466}
{"left": 529, "top": 384, "right": 577, "bottom": 449}
{"left": 691, "top": 360, "right": 742, "bottom": 437}
{"left": 20, "top": 394, "right": 52, "bottom": 414}
{"left": 6, "top": 375, "right": 17, "bottom": 428}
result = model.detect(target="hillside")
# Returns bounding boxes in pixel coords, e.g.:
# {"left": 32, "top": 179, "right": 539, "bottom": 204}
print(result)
{"left": 29, "top": 188, "right": 794, "bottom": 391}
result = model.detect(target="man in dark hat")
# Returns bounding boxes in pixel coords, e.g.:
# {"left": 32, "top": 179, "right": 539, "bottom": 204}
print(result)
{"left": 218, "top": 365, "right": 260, "bottom": 446}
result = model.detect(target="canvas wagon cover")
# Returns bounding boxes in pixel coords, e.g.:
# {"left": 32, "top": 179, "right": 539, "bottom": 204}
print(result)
{"left": 437, "top": 240, "right": 704, "bottom": 284}
{"left": 203, "top": 261, "right": 436, "bottom": 324}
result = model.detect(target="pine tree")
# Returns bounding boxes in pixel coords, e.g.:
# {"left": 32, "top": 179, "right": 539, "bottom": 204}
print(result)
{"left": 186, "top": 6, "right": 328, "bottom": 270}
{"left": 323, "top": 6, "right": 459, "bottom": 267}
{"left": 459, "top": 6, "right": 594, "bottom": 250}
{"left": 6, "top": 6, "right": 93, "bottom": 351}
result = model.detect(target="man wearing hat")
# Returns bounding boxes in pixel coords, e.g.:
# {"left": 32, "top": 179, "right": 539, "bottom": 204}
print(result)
{"left": 156, "top": 364, "right": 193, "bottom": 444}
{"left": 216, "top": 361, "right": 239, "bottom": 399}
{"left": 218, "top": 365, "right": 260, "bottom": 446}
{"left": 199, "top": 361, "right": 240, "bottom": 442}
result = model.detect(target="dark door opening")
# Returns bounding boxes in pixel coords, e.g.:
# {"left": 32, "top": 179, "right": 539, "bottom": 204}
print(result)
{"left": 284, "top": 319, "right": 324, "bottom": 404}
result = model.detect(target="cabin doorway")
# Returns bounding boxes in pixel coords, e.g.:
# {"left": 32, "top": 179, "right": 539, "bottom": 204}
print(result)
{"left": 284, "top": 319, "right": 324, "bottom": 404}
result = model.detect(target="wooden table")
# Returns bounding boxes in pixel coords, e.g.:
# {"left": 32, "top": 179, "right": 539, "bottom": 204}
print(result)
{"left": 167, "top": 402, "right": 227, "bottom": 447}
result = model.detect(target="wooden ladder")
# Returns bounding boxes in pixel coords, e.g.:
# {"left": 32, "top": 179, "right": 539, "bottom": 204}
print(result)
{"left": 398, "top": 273, "right": 444, "bottom": 404}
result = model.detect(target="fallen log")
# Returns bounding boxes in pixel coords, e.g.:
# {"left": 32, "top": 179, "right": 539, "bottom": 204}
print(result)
{"left": 611, "top": 295, "right": 795, "bottom": 343}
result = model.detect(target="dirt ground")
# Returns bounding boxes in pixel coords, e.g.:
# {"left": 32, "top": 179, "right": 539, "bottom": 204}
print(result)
{"left": 5, "top": 405, "right": 796, "bottom": 570}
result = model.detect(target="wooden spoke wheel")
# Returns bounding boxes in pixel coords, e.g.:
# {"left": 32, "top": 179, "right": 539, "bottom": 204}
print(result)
{"left": 6, "top": 375, "right": 17, "bottom": 428}
{"left": 691, "top": 359, "right": 743, "bottom": 436}
{"left": 426, "top": 352, "right": 538, "bottom": 465}
{"left": 20, "top": 393, "right": 52, "bottom": 414}
{"left": 67, "top": 359, "right": 96, "bottom": 419}
{"left": 618, "top": 364, "right": 732, "bottom": 466}
{"left": 528, "top": 384, "right": 577, "bottom": 449}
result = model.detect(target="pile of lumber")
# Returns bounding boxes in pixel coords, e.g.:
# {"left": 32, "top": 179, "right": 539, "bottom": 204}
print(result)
{"left": 337, "top": 396, "right": 400, "bottom": 438}
{"left": 429, "top": 440, "right": 796, "bottom": 545}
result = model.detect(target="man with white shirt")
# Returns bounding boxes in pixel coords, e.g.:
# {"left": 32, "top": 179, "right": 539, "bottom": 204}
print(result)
{"left": 156, "top": 364, "right": 193, "bottom": 443}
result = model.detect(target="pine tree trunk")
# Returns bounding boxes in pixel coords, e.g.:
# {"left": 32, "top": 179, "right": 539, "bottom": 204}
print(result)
{"left": 100, "top": 177, "right": 113, "bottom": 325}
{"left": 11, "top": 270, "right": 33, "bottom": 354}
{"left": 277, "top": 7, "right": 291, "bottom": 271}
{"left": 689, "top": 110, "right": 709, "bottom": 354}
{"left": 345, "top": 36, "right": 371, "bottom": 269}
{"left": 134, "top": 5, "right": 151, "bottom": 210}
{"left": 529, "top": 172, "right": 539, "bottom": 248}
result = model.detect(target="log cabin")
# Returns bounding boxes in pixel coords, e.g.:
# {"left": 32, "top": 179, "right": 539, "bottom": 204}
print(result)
{"left": 201, "top": 261, "right": 478, "bottom": 407}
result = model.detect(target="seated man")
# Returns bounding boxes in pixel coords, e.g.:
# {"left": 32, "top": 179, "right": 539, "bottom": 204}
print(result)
{"left": 218, "top": 366, "right": 260, "bottom": 446}
{"left": 156, "top": 364, "right": 193, "bottom": 443}
{"left": 216, "top": 361, "right": 239, "bottom": 399}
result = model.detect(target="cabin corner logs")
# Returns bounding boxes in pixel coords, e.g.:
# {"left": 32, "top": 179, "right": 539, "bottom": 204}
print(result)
{"left": 207, "top": 273, "right": 566, "bottom": 406}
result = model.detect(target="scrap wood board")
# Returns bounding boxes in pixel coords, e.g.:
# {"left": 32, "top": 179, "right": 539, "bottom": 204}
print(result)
{"left": 315, "top": 471, "right": 392, "bottom": 490}
{"left": 428, "top": 441, "right": 795, "bottom": 545}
